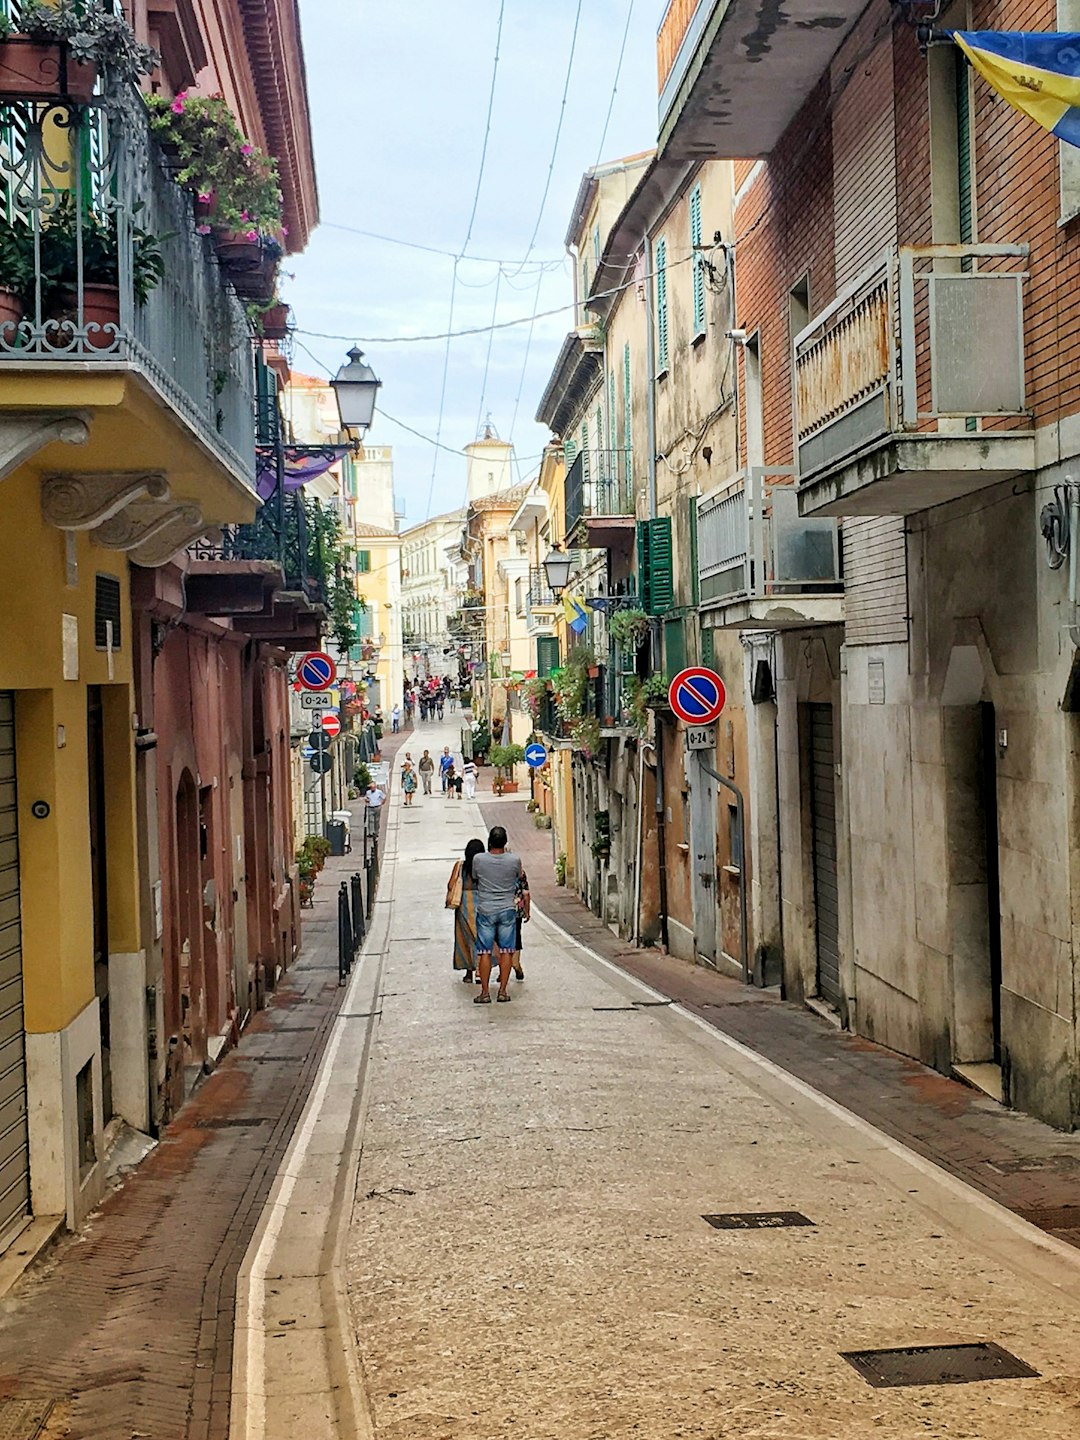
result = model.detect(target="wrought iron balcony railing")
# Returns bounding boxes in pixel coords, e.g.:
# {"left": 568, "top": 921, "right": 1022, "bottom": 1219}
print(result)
{"left": 564, "top": 448, "right": 635, "bottom": 538}
{"left": 0, "top": 90, "right": 255, "bottom": 485}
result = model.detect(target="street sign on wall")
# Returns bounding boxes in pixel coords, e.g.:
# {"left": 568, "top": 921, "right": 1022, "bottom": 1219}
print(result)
{"left": 524, "top": 742, "right": 548, "bottom": 769}
{"left": 297, "top": 651, "right": 337, "bottom": 691}
{"left": 301, "top": 691, "right": 335, "bottom": 710}
{"left": 685, "top": 725, "right": 717, "bottom": 751}
{"left": 668, "top": 667, "right": 726, "bottom": 726}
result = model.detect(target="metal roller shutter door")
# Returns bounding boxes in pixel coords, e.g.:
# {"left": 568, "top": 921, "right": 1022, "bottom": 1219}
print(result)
{"left": 808, "top": 703, "right": 842, "bottom": 1009}
{"left": 0, "top": 695, "right": 29, "bottom": 1239}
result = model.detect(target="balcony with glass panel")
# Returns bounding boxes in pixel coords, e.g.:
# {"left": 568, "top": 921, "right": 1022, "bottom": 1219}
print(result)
{"left": 697, "top": 467, "right": 842, "bottom": 630}
{"left": 0, "top": 88, "right": 256, "bottom": 531}
{"left": 794, "top": 246, "right": 1034, "bottom": 518}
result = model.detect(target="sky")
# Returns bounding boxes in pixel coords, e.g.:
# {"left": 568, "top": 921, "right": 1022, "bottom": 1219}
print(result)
{"left": 286, "top": 0, "right": 661, "bottom": 528}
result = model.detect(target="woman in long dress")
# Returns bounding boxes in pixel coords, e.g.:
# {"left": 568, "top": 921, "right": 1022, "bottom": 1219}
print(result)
{"left": 452, "top": 838, "right": 485, "bottom": 982}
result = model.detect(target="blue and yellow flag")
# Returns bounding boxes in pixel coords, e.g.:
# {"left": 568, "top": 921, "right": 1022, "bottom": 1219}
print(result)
{"left": 562, "top": 593, "right": 588, "bottom": 635}
{"left": 955, "top": 31, "right": 1080, "bottom": 148}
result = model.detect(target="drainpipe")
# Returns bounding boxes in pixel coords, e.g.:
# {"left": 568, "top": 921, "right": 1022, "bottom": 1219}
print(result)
{"left": 1069, "top": 485, "right": 1080, "bottom": 649}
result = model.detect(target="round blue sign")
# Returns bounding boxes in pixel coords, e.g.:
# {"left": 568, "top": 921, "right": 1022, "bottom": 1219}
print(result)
{"left": 525, "top": 742, "right": 548, "bottom": 769}
{"left": 297, "top": 650, "right": 337, "bottom": 691}
{"left": 668, "top": 667, "right": 727, "bottom": 726}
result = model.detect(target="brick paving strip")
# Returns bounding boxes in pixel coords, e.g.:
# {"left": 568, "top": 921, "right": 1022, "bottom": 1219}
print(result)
{"left": 482, "top": 795, "right": 1080, "bottom": 1239}
{"left": 0, "top": 730, "right": 406, "bottom": 1440}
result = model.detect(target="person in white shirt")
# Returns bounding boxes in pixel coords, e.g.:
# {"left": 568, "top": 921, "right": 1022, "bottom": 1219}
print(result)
{"left": 462, "top": 758, "right": 477, "bottom": 799}
{"left": 366, "top": 784, "right": 385, "bottom": 809}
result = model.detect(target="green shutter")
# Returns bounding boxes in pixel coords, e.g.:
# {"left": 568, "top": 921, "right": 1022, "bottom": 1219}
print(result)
{"left": 536, "top": 635, "right": 561, "bottom": 677}
{"left": 688, "top": 494, "right": 700, "bottom": 607}
{"left": 956, "top": 50, "right": 973, "bottom": 246}
{"left": 637, "top": 517, "right": 674, "bottom": 617}
{"left": 700, "top": 624, "right": 715, "bottom": 671}
{"left": 563, "top": 438, "right": 577, "bottom": 467}
{"left": 593, "top": 224, "right": 601, "bottom": 266}
{"left": 356, "top": 550, "right": 371, "bottom": 574}
{"left": 581, "top": 420, "right": 590, "bottom": 482}
{"left": 689, "top": 184, "right": 705, "bottom": 335}
{"left": 664, "top": 618, "right": 686, "bottom": 678}
{"left": 655, "top": 237, "right": 668, "bottom": 372}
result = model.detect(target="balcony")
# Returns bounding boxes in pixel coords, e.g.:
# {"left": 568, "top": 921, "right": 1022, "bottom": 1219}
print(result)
{"left": 537, "top": 691, "right": 572, "bottom": 746}
{"left": 525, "top": 566, "right": 558, "bottom": 638}
{"left": 657, "top": 0, "right": 866, "bottom": 162}
{"left": 564, "top": 448, "right": 636, "bottom": 550}
{"left": 0, "top": 91, "right": 255, "bottom": 522}
{"left": 697, "top": 467, "right": 842, "bottom": 629}
{"left": 795, "top": 246, "right": 1034, "bottom": 518}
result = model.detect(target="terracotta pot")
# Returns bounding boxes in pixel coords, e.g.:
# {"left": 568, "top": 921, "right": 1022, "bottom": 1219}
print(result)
{"left": 60, "top": 283, "right": 121, "bottom": 349}
{"left": 211, "top": 228, "right": 262, "bottom": 272}
{"left": 0, "top": 288, "right": 23, "bottom": 344}
{"left": 259, "top": 302, "right": 290, "bottom": 339}
{"left": 587, "top": 666, "right": 599, "bottom": 678}
{"left": 502, "top": 781, "right": 519, "bottom": 795}
{"left": 0, "top": 39, "right": 96, "bottom": 100}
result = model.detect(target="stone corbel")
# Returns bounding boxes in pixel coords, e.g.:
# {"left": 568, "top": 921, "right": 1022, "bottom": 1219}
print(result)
{"left": 93, "top": 498, "right": 188, "bottom": 553}
{"left": 1, "top": 412, "right": 90, "bottom": 484}
{"left": 128, "top": 506, "right": 207, "bottom": 568}
{"left": 42, "top": 472, "right": 169, "bottom": 531}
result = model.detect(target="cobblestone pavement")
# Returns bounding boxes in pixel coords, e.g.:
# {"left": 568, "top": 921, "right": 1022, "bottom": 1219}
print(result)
{"left": 482, "top": 795, "right": 1080, "bottom": 1239}
{"left": 0, "top": 731, "right": 404, "bottom": 1440}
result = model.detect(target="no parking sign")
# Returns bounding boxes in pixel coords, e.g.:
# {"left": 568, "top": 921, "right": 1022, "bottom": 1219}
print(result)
{"left": 668, "top": 668, "right": 726, "bottom": 726}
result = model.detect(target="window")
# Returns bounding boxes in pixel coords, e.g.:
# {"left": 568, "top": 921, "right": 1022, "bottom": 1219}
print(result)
{"left": 729, "top": 804, "right": 743, "bottom": 873}
{"left": 654, "top": 236, "right": 668, "bottom": 372}
{"left": 536, "top": 635, "right": 560, "bottom": 677}
{"left": 689, "top": 183, "right": 705, "bottom": 336}
{"left": 356, "top": 550, "right": 371, "bottom": 573}
{"left": 94, "top": 573, "right": 121, "bottom": 649}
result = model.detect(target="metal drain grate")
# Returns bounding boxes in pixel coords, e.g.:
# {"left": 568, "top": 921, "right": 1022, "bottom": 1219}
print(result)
{"left": 703, "top": 1211, "right": 815, "bottom": 1230}
{"left": 0, "top": 1400, "right": 53, "bottom": 1439}
{"left": 841, "top": 1342, "right": 1039, "bottom": 1388}
{"left": 195, "top": 1117, "right": 271, "bottom": 1130}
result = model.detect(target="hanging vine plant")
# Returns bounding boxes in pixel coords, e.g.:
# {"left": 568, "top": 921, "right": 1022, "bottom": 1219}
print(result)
{"left": 553, "top": 644, "right": 596, "bottom": 723}
{"left": 608, "top": 607, "right": 651, "bottom": 650}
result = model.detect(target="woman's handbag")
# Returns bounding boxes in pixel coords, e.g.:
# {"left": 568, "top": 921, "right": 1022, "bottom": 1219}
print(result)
{"left": 445, "top": 860, "right": 463, "bottom": 910}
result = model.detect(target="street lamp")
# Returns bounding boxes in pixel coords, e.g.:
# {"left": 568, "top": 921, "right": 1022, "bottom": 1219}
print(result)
{"left": 542, "top": 545, "right": 572, "bottom": 596}
{"left": 331, "top": 346, "right": 382, "bottom": 441}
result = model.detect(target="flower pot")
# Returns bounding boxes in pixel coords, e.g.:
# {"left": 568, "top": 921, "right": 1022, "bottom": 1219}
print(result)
{"left": 259, "top": 302, "right": 290, "bottom": 339}
{"left": 212, "top": 228, "right": 262, "bottom": 273}
{"left": 0, "top": 39, "right": 96, "bottom": 100}
{"left": 0, "top": 288, "right": 23, "bottom": 345}
{"left": 61, "top": 284, "right": 121, "bottom": 350}
{"left": 501, "top": 781, "right": 519, "bottom": 794}
{"left": 587, "top": 666, "right": 599, "bottom": 678}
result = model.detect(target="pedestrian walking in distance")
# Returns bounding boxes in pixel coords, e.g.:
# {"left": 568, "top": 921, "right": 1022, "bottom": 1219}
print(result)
{"left": 401, "top": 763, "right": 417, "bottom": 807}
{"left": 471, "top": 825, "right": 529, "bottom": 1003}
{"left": 439, "top": 746, "right": 453, "bottom": 794}
{"left": 446, "top": 838, "right": 484, "bottom": 984}
{"left": 444, "top": 760, "right": 457, "bottom": 799}
{"left": 391, "top": 703, "right": 401, "bottom": 733}
{"left": 418, "top": 749, "right": 435, "bottom": 796}
{"left": 366, "top": 782, "right": 385, "bottom": 810}
{"left": 462, "top": 757, "right": 477, "bottom": 800}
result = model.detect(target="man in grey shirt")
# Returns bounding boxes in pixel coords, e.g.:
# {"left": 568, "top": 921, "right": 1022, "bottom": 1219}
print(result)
{"left": 472, "top": 825, "right": 529, "bottom": 1004}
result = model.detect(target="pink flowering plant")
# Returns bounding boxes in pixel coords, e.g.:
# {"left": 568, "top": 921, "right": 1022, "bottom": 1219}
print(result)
{"left": 144, "top": 92, "right": 283, "bottom": 236}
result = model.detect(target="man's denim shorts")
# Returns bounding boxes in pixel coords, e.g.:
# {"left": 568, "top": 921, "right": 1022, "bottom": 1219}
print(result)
{"left": 476, "top": 907, "right": 518, "bottom": 955}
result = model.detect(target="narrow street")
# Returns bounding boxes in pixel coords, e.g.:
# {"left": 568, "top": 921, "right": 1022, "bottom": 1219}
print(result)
{"left": 229, "top": 721, "right": 1080, "bottom": 1440}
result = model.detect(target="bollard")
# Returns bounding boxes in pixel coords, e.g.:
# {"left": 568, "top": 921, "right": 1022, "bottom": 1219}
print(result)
{"left": 338, "top": 882, "right": 353, "bottom": 985}
{"left": 350, "top": 872, "right": 365, "bottom": 949}
{"left": 365, "top": 856, "right": 375, "bottom": 918}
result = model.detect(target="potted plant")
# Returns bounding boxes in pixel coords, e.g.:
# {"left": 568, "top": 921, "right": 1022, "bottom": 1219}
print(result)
{"left": 251, "top": 298, "right": 290, "bottom": 339}
{"left": 554, "top": 852, "right": 567, "bottom": 887}
{"left": 0, "top": 220, "right": 32, "bottom": 338}
{"left": 38, "top": 194, "right": 165, "bottom": 345}
{"left": 591, "top": 810, "right": 611, "bottom": 862}
{"left": 609, "top": 607, "right": 651, "bottom": 651}
{"left": 489, "top": 742, "right": 525, "bottom": 795}
{"left": 3, "top": 0, "right": 158, "bottom": 97}
{"left": 471, "top": 716, "right": 490, "bottom": 762}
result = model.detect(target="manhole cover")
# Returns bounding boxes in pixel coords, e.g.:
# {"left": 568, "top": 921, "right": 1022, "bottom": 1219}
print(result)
{"left": 0, "top": 1400, "right": 53, "bottom": 1439}
{"left": 703, "top": 1212, "right": 815, "bottom": 1230}
{"left": 841, "top": 1342, "right": 1039, "bottom": 1388}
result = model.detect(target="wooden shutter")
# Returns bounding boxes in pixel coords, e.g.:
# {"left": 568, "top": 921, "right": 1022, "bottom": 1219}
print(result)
{"left": 623, "top": 342, "right": 632, "bottom": 455}
{"left": 664, "top": 617, "right": 686, "bottom": 677}
{"left": 689, "top": 183, "right": 705, "bottom": 334}
{"left": 956, "top": 48, "right": 974, "bottom": 245}
{"left": 563, "top": 438, "right": 576, "bottom": 467}
{"left": 638, "top": 517, "right": 674, "bottom": 616}
{"left": 655, "top": 236, "right": 668, "bottom": 372}
{"left": 581, "top": 420, "right": 590, "bottom": 484}
{"left": 536, "top": 635, "right": 560, "bottom": 677}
